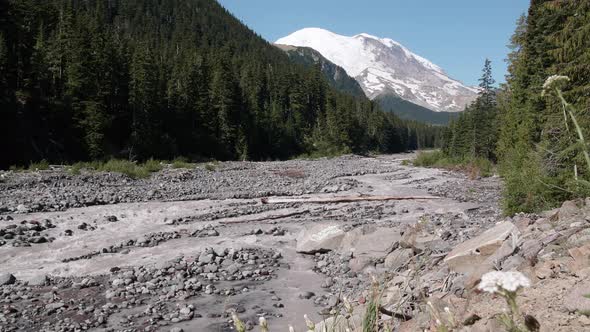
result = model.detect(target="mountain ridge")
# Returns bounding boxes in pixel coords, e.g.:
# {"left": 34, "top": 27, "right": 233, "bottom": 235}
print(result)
{"left": 275, "top": 44, "right": 366, "bottom": 98}
{"left": 276, "top": 27, "right": 478, "bottom": 113}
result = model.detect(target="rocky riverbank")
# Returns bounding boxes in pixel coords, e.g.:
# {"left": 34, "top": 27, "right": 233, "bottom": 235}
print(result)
{"left": 0, "top": 154, "right": 587, "bottom": 331}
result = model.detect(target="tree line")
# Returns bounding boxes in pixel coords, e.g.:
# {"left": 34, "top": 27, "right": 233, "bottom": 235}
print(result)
{"left": 0, "top": 0, "right": 442, "bottom": 168}
{"left": 439, "top": 0, "right": 590, "bottom": 214}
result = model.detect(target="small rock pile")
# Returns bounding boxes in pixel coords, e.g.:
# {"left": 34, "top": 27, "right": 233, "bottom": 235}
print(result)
{"left": 0, "top": 219, "right": 56, "bottom": 247}
{"left": 0, "top": 155, "right": 396, "bottom": 214}
{"left": 0, "top": 247, "right": 283, "bottom": 331}
{"left": 62, "top": 226, "right": 222, "bottom": 263}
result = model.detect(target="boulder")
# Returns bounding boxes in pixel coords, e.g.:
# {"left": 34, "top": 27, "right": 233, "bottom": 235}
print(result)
{"left": 567, "top": 228, "right": 590, "bottom": 247}
{"left": 314, "top": 312, "right": 363, "bottom": 332}
{"left": 559, "top": 200, "right": 582, "bottom": 222}
{"left": 340, "top": 225, "right": 401, "bottom": 259}
{"left": 0, "top": 273, "right": 16, "bottom": 285}
{"left": 459, "top": 317, "right": 504, "bottom": 332}
{"left": 296, "top": 224, "right": 345, "bottom": 254}
{"left": 564, "top": 281, "right": 590, "bottom": 314}
{"left": 384, "top": 248, "right": 414, "bottom": 271}
{"left": 348, "top": 257, "right": 373, "bottom": 273}
{"left": 568, "top": 244, "right": 590, "bottom": 272}
{"left": 28, "top": 274, "right": 49, "bottom": 286}
{"left": 444, "top": 221, "right": 519, "bottom": 275}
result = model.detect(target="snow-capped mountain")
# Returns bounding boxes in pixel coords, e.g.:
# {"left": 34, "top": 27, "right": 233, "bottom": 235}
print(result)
{"left": 276, "top": 28, "right": 478, "bottom": 112}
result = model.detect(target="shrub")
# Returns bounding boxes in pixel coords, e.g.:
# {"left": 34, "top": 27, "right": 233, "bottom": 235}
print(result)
{"left": 143, "top": 158, "right": 163, "bottom": 173}
{"left": 28, "top": 160, "right": 50, "bottom": 171}
{"left": 204, "top": 162, "right": 218, "bottom": 172}
{"left": 99, "top": 159, "right": 147, "bottom": 179}
{"left": 413, "top": 150, "right": 446, "bottom": 167}
{"left": 413, "top": 151, "right": 495, "bottom": 179}
{"left": 172, "top": 157, "right": 194, "bottom": 169}
{"left": 68, "top": 159, "right": 164, "bottom": 179}
{"left": 9, "top": 165, "right": 25, "bottom": 172}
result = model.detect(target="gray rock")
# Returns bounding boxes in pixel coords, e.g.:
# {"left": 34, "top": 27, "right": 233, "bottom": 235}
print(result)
{"left": 204, "top": 264, "right": 218, "bottom": 273}
{"left": 226, "top": 264, "right": 240, "bottom": 275}
{"left": 384, "top": 248, "right": 413, "bottom": 271}
{"left": 0, "top": 273, "right": 16, "bottom": 285}
{"left": 296, "top": 224, "right": 345, "bottom": 254}
{"left": 444, "top": 221, "right": 520, "bottom": 274}
{"left": 198, "top": 252, "right": 215, "bottom": 264}
{"left": 521, "top": 239, "right": 543, "bottom": 261}
{"left": 321, "top": 277, "right": 334, "bottom": 288}
{"left": 564, "top": 281, "right": 590, "bottom": 313}
{"left": 339, "top": 225, "right": 402, "bottom": 258}
{"left": 559, "top": 200, "right": 582, "bottom": 222}
{"left": 45, "top": 301, "right": 65, "bottom": 314}
{"left": 327, "top": 295, "right": 339, "bottom": 308}
{"left": 28, "top": 274, "right": 49, "bottom": 286}
{"left": 298, "top": 291, "right": 315, "bottom": 299}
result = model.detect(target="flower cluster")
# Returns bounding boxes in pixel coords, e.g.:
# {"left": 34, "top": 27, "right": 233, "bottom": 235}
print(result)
{"left": 542, "top": 75, "right": 570, "bottom": 96}
{"left": 478, "top": 271, "right": 531, "bottom": 294}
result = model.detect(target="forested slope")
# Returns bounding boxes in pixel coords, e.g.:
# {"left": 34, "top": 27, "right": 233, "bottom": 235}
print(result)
{"left": 438, "top": 0, "right": 590, "bottom": 213}
{"left": 0, "top": 0, "right": 441, "bottom": 168}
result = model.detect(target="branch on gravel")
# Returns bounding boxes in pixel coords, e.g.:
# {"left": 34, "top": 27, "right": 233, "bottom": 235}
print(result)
{"left": 378, "top": 306, "right": 413, "bottom": 320}
{"left": 219, "top": 210, "right": 311, "bottom": 224}
{"left": 261, "top": 195, "right": 440, "bottom": 204}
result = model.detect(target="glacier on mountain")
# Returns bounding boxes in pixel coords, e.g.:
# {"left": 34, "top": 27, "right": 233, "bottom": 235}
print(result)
{"left": 276, "top": 27, "right": 478, "bottom": 112}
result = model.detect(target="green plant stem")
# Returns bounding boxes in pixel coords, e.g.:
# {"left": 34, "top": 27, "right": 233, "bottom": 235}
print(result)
{"left": 557, "top": 89, "right": 590, "bottom": 173}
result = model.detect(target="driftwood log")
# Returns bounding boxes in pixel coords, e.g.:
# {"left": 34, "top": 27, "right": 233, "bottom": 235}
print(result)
{"left": 261, "top": 195, "right": 439, "bottom": 205}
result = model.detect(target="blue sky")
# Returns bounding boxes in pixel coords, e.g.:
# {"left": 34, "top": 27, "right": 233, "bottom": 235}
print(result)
{"left": 217, "top": 0, "right": 529, "bottom": 86}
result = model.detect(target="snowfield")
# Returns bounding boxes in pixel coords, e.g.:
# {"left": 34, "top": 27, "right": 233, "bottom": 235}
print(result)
{"left": 276, "top": 27, "right": 478, "bottom": 112}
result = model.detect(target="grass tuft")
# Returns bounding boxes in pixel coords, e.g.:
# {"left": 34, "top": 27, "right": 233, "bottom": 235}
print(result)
{"left": 28, "top": 159, "right": 50, "bottom": 171}
{"left": 204, "top": 162, "right": 218, "bottom": 172}
{"left": 413, "top": 150, "right": 494, "bottom": 178}
{"left": 143, "top": 158, "right": 163, "bottom": 173}
{"left": 172, "top": 157, "right": 195, "bottom": 169}
{"left": 68, "top": 159, "right": 163, "bottom": 179}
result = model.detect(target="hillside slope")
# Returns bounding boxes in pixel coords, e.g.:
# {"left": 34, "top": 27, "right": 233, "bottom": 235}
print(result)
{"left": 275, "top": 44, "right": 366, "bottom": 98}
{"left": 0, "top": 0, "right": 441, "bottom": 167}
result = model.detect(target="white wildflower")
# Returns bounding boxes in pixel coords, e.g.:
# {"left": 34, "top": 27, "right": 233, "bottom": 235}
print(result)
{"left": 542, "top": 75, "right": 570, "bottom": 95}
{"left": 259, "top": 316, "right": 268, "bottom": 332}
{"left": 343, "top": 296, "right": 353, "bottom": 314}
{"left": 304, "top": 314, "right": 315, "bottom": 330}
{"left": 478, "top": 271, "right": 531, "bottom": 294}
{"left": 289, "top": 325, "right": 296, "bottom": 332}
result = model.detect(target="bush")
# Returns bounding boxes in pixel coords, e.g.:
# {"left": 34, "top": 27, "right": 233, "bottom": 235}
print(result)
{"left": 413, "top": 151, "right": 495, "bottom": 179}
{"left": 204, "top": 162, "right": 218, "bottom": 172}
{"left": 68, "top": 159, "right": 163, "bottom": 179}
{"left": 9, "top": 165, "right": 25, "bottom": 172}
{"left": 143, "top": 158, "right": 163, "bottom": 173}
{"left": 172, "top": 157, "right": 194, "bottom": 169}
{"left": 99, "top": 159, "right": 147, "bottom": 179}
{"left": 413, "top": 150, "right": 445, "bottom": 167}
{"left": 28, "top": 160, "right": 50, "bottom": 171}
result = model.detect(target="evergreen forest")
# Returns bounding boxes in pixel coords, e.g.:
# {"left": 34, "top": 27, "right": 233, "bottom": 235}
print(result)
{"left": 0, "top": 0, "right": 442, "bottom": 168}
